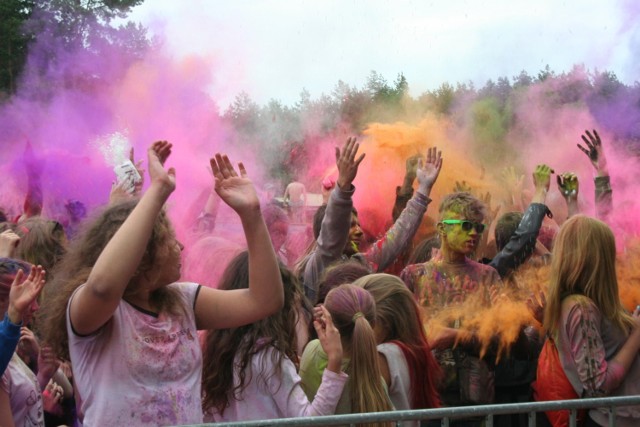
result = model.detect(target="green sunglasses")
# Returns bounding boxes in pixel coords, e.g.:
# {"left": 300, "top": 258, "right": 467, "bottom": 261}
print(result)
{"left": 441, "top": 219, "right": 486, "bottom": 233}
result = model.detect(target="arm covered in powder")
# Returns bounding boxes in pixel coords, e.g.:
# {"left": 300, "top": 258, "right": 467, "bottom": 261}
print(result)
{"left": 303, "top": 185, "right": 354, "bottom": 303}
{"left": 302, "top": 137, "right": 364, "bottom": 303}
{"left": 364, "top": 147, "right": 442, "bottom": 272}
{"left": 490, "top": 164, "right": 552, "bottom": 278}
{"left": 560, "top": 297, "right": 640, "bottom": 396}
{"left": 577, "top": 129, "right": 612, "bottom": 220}
{"left": 364, "top": 193, "right": 430, "bottom": 272}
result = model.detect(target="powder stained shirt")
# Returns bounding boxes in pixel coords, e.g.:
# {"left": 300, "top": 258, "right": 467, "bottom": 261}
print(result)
{"left": 67, "top": 282, "right": 203, "bottom": 427}
{"left": 1, "top": 353, "right": 44, "bottom": 427}
{"left": 401, "top": 258, "right": 502, "bottom": 406}
{"left": 557, "top": 295, "right": 640, "bottom": 427}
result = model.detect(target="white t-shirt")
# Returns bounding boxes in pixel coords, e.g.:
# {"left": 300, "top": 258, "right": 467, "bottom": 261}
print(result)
{"left": 67, "top": 282, "right": 203, "bottom": 427}
{"left": 378, "top": 342, "right": 417, "bottom": 427}
{"left": 206, "top": 344, "right": 347, "bottom": 422}
{"left": 1, "top": 353, "right": 44, "bottom": 427}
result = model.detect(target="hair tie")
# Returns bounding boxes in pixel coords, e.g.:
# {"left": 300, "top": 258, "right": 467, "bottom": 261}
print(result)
{"left": 352, "top": 312, "right": 364, "bottom": 322}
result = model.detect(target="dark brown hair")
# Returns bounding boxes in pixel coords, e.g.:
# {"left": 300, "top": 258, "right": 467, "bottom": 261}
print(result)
{"left": 37, "top": 199, "right": 182, "bottom": 360}
{"left": 201, "top": 251, "right": 303, "bottom": 415}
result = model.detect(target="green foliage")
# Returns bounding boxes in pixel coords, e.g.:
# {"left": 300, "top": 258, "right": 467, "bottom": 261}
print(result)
{"left": 0, "top": 0, "right": 35, "bottom": 95}
{"left": 0, "top": 0, "right": 147, "bottom": 98}
{"left": 468, "top": 97, "right": 514, "bottom": 166}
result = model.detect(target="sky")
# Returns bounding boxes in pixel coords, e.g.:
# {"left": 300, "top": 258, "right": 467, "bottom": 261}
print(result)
{"left": 126, "top": 0, "right": 640, "bottom": 107}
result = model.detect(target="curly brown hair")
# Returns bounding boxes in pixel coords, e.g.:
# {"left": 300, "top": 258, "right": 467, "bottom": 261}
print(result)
{"left": 37, "top": 199, "right": 182, "bottom": 360}
{"left": 201, "top": 251, "right": 302, "bottom": 416}
{"left": 15, "top": 217, "right": 67, "bottom": 279}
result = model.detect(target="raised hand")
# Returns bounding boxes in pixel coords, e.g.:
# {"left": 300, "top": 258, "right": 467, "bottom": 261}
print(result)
{"left": 501, "top": 166, "right": 525, "bottom": 210}
{"left": 210, "top": 154, "right": 259, "bottom": 217}
{"left": 335, "top": 137, "right": 365, "bottom": 190}
{"left": 405, "top": 154, "right": 423, "bottom": 181}
{"left": 481, "top": 191, "right": 501, "bottom": 226}
{"left": 147, "top": 140, "right": 176, "bottom": 194}
{"left": 8, "top": 266, "right": 45, "bottom": 324}
{"left": 533, "top": 164, "right": 553, "bottom": 192}
{"left": 577, "top": 129, "right": 608, "bottom": 175}
{"left": 557, "top": 172, "right": 579, "bottom": 200}
{"left": 417, "top": 146, "right": 443, "bottom": 195}
{"left": 313, "top": 305, "right": 342, "bottom": 373}
{"left": 453, "top": 180, "right": 473, "bottom": 193}
{"left": 0, "top": 229, "right": 20, "bottom": 258}
{"left": 531, "top": 164, "right": 554, "bottom": 204}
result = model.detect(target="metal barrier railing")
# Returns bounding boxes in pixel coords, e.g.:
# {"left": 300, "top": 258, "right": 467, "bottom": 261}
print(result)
{"left": 180, "top": 395, "right": 640, "bottom": 427}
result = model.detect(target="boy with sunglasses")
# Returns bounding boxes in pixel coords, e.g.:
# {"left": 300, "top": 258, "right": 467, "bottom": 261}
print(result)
{"left": 400, "top": 165, "right": 552, "bottom": 418}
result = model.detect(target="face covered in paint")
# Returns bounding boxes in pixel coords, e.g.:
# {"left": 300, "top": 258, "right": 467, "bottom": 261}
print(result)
{"left": 439, "top": 210, "right": 484, "bottom": 257}
{"left": 343, "top": 213, "right": 364, "bottom": 256}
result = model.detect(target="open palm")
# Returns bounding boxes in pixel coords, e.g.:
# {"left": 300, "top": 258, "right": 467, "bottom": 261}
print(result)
{"left": 210, "top": 154, "right": 259, "bottom": 215}
{"left": 417, "top": 146, "right": 443, "bottom": 188}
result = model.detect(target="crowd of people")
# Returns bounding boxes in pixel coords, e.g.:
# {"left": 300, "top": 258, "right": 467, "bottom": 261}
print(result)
{"left": 0, "top": 129, "right": 638, "bottom": 427}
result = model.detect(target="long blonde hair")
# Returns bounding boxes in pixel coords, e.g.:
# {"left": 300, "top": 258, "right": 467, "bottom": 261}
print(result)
{"left": 544, "top": 215, "right": 633, "bottom": 335}
{"left": 324, "top": 284, "right": 393, "bottom": 424}
{"left": 354, "top": 274, "right": 442, "bottom": 409}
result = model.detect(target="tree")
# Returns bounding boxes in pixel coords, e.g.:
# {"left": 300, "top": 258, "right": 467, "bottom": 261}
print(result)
{"left": 0, "top": 0, "right": 35, "bottom": 96}
{"left": 10, "top": 0, "right": 148, "bottom": 98}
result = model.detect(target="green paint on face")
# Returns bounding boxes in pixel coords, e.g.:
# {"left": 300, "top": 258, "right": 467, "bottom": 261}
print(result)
{"left": 441, "top": 211, "right": 480, "bottom": 256}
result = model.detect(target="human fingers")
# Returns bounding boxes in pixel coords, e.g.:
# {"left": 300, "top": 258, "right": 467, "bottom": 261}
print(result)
{"left": 238, "top": 162, "right": 248, "bottom": 178}
{"left": 150, "top": 140, "right": 172, "bottom": 164}
{"left": 348, "top": 141, "right": 360, "bottom": 162}
{"left": 212, "top": 153, "right": 232, "bottom": 179}
{"left": 580, "top": 134, "right": 595, "bottom": 151}
{"left": 318, "top": 305, "right": 335, "bottom": 328}
{"left": 592, "top": 129, "right": 601, "bottom": 146}
{"left": 576, "top": 144, "right": 590, "bottom": 157}
{"left": 209, "top": 156, "right": 221, "bottom": 180}
{"left": 10, "top": 269, "right": 25, "bottom": 289}
{"left": 584, "top": 130, "right": 599, "bottom": 147}
{"left": 340, "top": 137, "right": 354, "bottom": 161}
{"left": 220, "top": 154, "right": 238, "bottom": 177}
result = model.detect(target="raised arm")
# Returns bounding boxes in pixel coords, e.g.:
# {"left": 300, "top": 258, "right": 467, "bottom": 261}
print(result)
{"left": 557, "top": 172, "right": 580, "bottom": 219}
{"left": 392, "top": 154, "right": 421, "bottom": 222}
{"left": 69, "top": 141, "right": 175, "bottom": 335}
{"left": 20, "top": 142, "right": 43, "bottom": 221}
{"left": 577, "top": 129, "right": 611, "bottom": 219}
{"left": 364, "top": 146, "right": 442, "bottom": 272}
{"left": 302, "top": 137, "right": 364, "bottom": 302}
{"left": 489, "top": 164, "right": 552, "bottom": 278}
{"left": 194, "top": 154, "right": 284, "bottom": 329}
{"left": 1, "top": 267, "right": 45, "bottom": 375}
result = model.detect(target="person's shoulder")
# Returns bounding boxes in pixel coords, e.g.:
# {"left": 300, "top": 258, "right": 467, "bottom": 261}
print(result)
{"left": 467, "top": 258, "right": 500, "bottom": 276}
{"left": 561, "top": 294, "right": 598, "bottom": 313}
{"left": 402, "top": 261, "right": 434, "bottom": 276}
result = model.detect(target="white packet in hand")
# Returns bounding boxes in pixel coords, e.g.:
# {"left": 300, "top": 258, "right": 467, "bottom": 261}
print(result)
{"left": 114, "top": 160, "right": 142, "bottom": 194}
